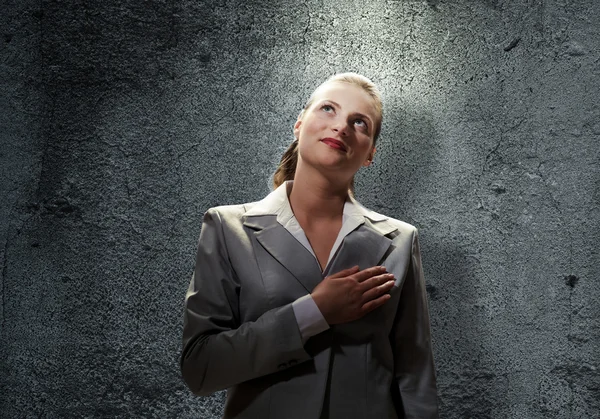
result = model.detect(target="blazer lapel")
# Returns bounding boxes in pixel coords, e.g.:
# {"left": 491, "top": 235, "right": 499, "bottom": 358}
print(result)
{"left": 244, "top": 215, "right": 323, "bottom": 292}
{"left": 327, "top": 221, "right": 395, "bottom": 275}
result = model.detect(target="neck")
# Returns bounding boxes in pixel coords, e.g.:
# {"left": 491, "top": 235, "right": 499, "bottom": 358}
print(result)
{"left": 288, "top": 163, "right": 350, "bottom": 223}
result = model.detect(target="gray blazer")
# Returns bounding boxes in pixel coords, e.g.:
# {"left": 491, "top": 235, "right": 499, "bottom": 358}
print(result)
{"left": 181, "top": 197, "right": 439, "bottom": 419}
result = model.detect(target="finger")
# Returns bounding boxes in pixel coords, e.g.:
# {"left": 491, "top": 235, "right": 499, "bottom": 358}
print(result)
{"left": 353, "top": 265, "right": 388, "bottom": 283}
{"left": 328, "top": 265, "right": 360, "bottom": 279}
{"left": 361, "top": 279, "right": 395, "bottom": 303}
{"left": 361, "top": 293, "right": 391, "bottom": 314}
{"left": 358, "top": 273, "right": 395, "bottom": 293}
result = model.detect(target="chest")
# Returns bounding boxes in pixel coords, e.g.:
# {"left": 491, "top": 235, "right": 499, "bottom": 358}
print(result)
{"left": 303, "top": 222, "right": 342, "bottom": 271}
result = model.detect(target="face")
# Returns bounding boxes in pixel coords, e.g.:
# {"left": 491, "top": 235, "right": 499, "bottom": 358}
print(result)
{"left": 293, "top": 82, "right": 378, "bottom": 180}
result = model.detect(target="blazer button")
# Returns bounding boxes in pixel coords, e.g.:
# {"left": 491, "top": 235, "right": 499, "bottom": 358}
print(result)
{"left": 289, "top": 359, "right": 297, "bottom": 366}
{"left": 277, "top": 362, "right": 287, "bottom": 370}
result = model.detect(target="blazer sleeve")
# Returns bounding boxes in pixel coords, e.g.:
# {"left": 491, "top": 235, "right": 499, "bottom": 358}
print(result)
{"left": 180, "top": 208, "right": 313, "bottom": 396}
{"left": 391, "top": 228, "right": 439, "bottom": 418}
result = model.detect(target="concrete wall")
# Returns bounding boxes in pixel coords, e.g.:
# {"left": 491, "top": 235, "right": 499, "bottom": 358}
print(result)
{"left": 1, "top": 0, "right": 598, "bottom": 417}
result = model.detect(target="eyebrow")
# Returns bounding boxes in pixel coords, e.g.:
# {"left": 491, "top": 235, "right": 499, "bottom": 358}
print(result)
{"left": 321, "top": 100, "right": 374, "bottom": 127}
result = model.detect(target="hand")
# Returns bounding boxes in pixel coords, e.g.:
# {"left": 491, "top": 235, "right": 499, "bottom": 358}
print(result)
{"left": 311, "top": 265, "right": 395, "bottom": 325}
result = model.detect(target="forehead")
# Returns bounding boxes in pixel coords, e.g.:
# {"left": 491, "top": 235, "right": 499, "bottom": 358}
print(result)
{"left": 311, "top": 82, "right": 378, "bottom": 120}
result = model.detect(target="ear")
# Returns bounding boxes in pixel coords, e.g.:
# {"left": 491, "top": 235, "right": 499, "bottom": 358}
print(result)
{"left": 363, "top": 146, "right": 376, "bottom": 167}
{"left": 293, "top": 109, "right": 306, "bottom": 139}
{"left": 293, "top": 118, "right": 302, "bottom": 139}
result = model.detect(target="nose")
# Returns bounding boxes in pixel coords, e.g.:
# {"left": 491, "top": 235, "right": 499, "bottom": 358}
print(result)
{"left": 331, "top": 117, "right": 350, "bottom": 136}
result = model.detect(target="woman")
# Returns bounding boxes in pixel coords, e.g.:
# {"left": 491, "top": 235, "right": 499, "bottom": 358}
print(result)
{"left": 181, "top": 73, "right": 439, "bottom": 418}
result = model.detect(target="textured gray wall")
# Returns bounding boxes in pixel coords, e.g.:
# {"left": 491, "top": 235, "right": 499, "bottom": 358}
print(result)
{"left": 1, "top": 0, "right": 598, "bottom": 418}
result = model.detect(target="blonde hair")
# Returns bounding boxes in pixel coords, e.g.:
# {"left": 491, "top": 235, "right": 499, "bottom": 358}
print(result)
{"left": 272, "top": 73, "right": 383, "bottom": 194}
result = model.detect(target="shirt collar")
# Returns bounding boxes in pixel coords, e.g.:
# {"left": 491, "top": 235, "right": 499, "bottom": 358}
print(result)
{"left": 243, "top": 180, "right": 388, "bottom": 223}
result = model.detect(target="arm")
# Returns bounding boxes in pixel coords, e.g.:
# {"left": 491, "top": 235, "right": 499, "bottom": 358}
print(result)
{"left": 180, "top": 208, "right": 313, "bottom": 396}
{"left": 391, "top": 228, "right": 439, "bottom": 418}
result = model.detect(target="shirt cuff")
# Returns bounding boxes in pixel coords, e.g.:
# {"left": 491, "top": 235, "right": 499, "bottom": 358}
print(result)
{"left": 292, "top": 294, "right": 330, "bottom": 344}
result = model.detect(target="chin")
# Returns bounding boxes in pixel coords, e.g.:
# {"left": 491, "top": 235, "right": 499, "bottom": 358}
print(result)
{"left": 316, "top": 154, "right": 346, "bottom": 167}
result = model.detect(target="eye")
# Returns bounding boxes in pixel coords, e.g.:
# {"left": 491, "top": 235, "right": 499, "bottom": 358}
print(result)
{"left": 354, "top": 119, "right": 368, "bottom": 130}
{"left": 320, "top": 104, "right": 334, "bottom": 112}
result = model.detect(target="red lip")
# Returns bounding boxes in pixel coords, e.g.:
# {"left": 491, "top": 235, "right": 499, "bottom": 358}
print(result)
{"left": 321, "top": 138, "right": 347, "bottom": 152}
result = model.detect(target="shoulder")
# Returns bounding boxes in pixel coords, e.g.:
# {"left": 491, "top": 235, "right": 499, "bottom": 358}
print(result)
{"left": 203, "top": 201, "right": 261, "bottom": 226}
{"left": 383, "top": 214, "right": 418, "bottom": 235}
{"left": 361, "top": 207, "right": 422, "bottom": 257}
{"left": 205, "top": 203, "right": 251, "bottom": 219}
{"left": 357, "top": 202, "right": 418, "bottom": 237}
{"left": 199, "top": 203, "right": 259, "bottom": 243}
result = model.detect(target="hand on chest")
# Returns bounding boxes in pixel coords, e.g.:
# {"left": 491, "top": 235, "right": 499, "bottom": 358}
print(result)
{"left": 240, "top": 220, "right": 412, "bottom": 334}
